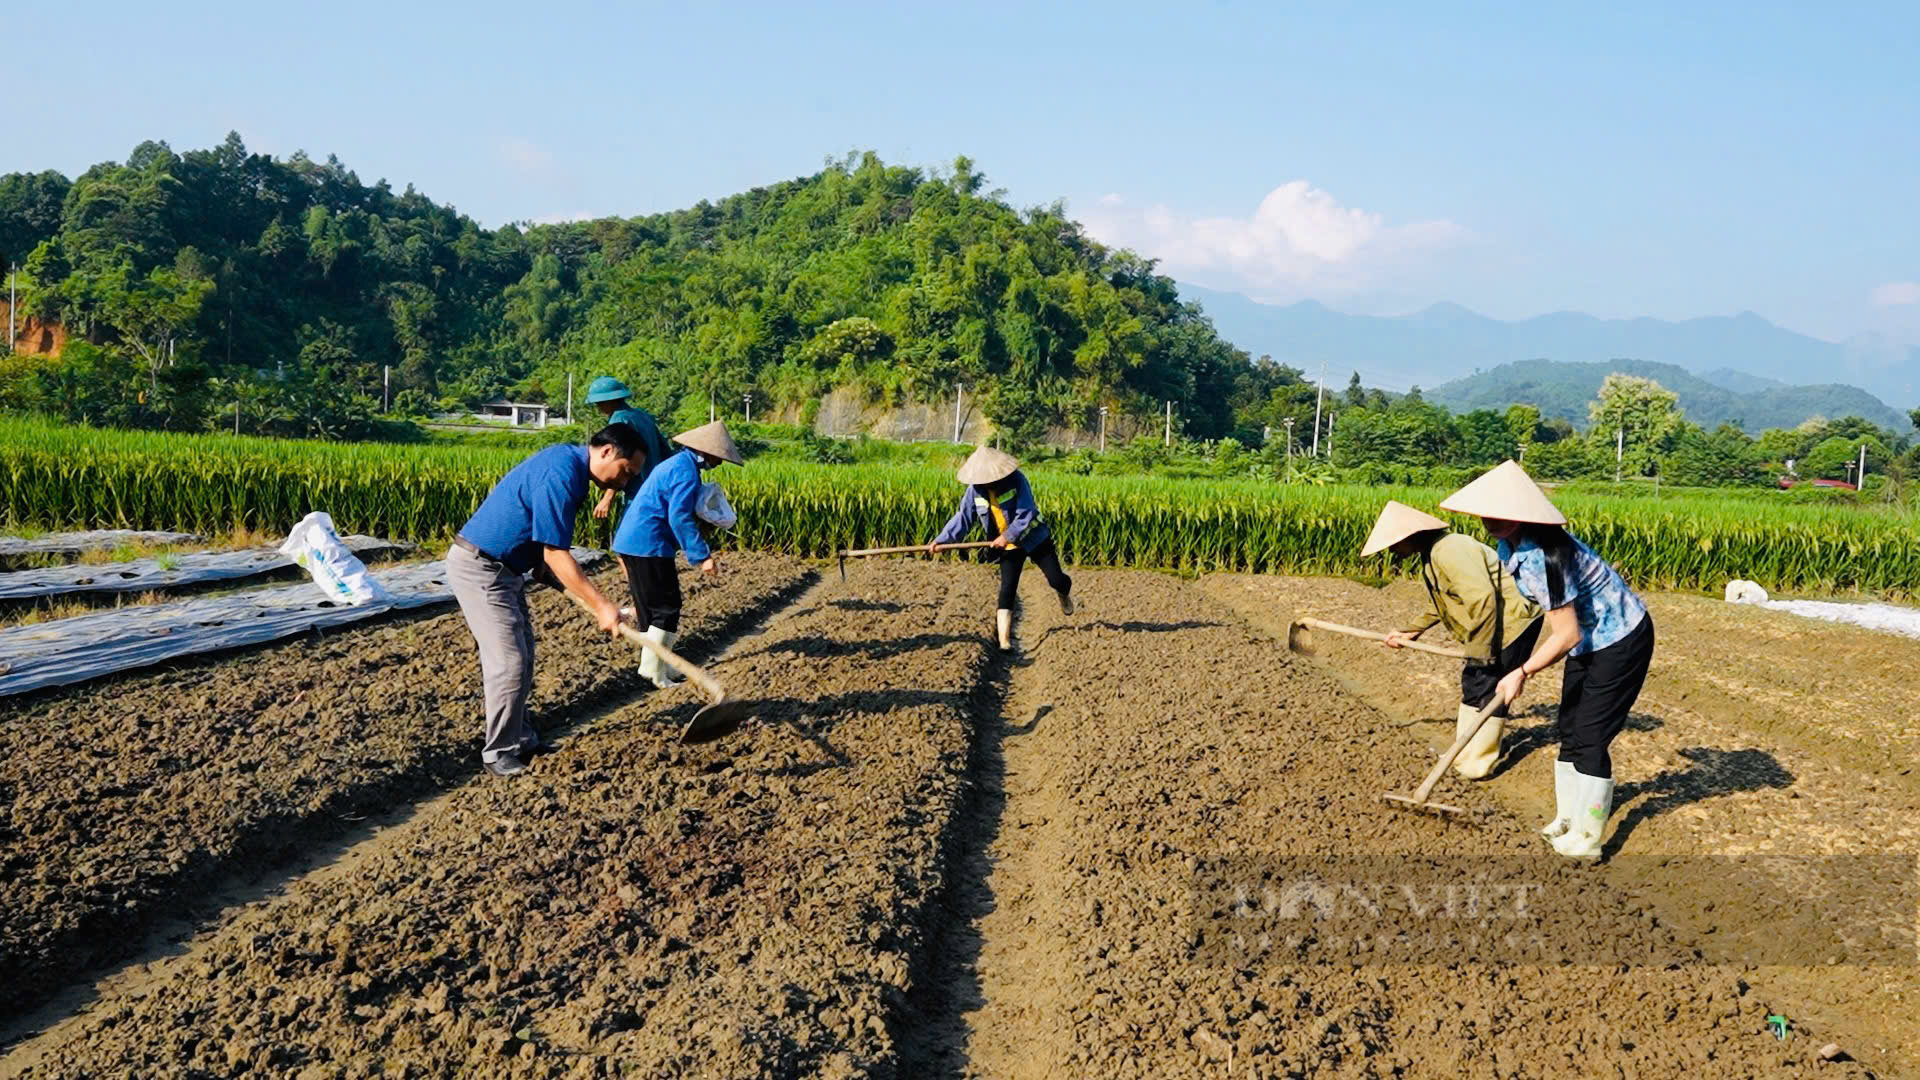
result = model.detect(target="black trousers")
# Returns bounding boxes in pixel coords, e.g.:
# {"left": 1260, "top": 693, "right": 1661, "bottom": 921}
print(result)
{"left": 1556, "top": 616, "right": 1655, "bottom": 777}
{"left": 997, "top": 539, "right": 1072, "bottom": 610}
{"left": 1460, "top": 617, "right": 1544, "bottom": 717}
{"left": 619, "top": 554, "right": 683, "bottom": 634}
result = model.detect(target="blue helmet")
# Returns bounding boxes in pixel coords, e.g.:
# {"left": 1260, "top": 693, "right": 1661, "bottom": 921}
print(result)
{"left": 586, "top": 375, "right": 632, "bottom": 404}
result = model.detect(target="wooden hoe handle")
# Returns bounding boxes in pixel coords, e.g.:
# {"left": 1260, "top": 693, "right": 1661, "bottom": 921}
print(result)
{"left": 564, "top": 590, "right": 727, "bottom": 704}
{"left": 838, "top": 541, "right": 996, "bottom": 558}
{"left": 1294, "top": 617, "right": 1470, "bottom": 660}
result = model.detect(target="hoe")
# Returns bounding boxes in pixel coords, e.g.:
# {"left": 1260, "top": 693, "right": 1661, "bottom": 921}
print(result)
{"left": 836, "top": 540, "right": 995, "bottom": 580}
{"left": 567, "top": 591, "right": 750, "bottom": 744}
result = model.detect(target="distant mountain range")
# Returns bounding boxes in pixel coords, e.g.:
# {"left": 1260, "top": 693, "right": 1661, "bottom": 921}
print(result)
{"left": 1182, "top": 284, "right": 1920, "bottom": 418}
{"left": 1425, "top": 359, "right": 1911, "bottom": 433}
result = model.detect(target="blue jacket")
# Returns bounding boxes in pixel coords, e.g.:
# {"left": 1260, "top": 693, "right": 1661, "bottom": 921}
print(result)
{"left": 606, "top": 407, "right": 674, "bottom": 486}
{"left": 612, "top": 450, "right": 712, "bottom": 563}
{"left": 932, "top": 470, "right": 1052, "bottom": 552}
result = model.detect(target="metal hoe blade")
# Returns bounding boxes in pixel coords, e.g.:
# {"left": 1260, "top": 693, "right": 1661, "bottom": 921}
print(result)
{"left": 681, "top": 698, "right": 754, "bottom": 744}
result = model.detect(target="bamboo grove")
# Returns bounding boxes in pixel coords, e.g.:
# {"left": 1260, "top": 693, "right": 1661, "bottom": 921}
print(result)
{"left": 4, "top": 419, "right": 1916, "bottom": 596}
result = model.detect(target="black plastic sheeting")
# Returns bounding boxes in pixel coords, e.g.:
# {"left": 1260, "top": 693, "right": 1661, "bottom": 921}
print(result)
{"left": 0, "top": 537, "right": 407, "bottom": 601}
{"left": 0, "top": 549, "right": 606, "bottom": 699}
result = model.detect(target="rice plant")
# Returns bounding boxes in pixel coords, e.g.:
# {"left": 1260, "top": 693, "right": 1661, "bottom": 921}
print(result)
{"left": 4, "top": 417, "right": 1916, "bottom": 597}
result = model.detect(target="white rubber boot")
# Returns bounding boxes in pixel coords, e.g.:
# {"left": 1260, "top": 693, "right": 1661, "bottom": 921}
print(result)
{"left": 1540, "top": 760, "right": 1577, "bottom": 839}
{"left": 1550, "top": 771, "right": 1614, "bottom": 859}
{"left": 639, "top": 626, "right": 683, "bottom": 688}
{"left": 1451, "top": 703, "right": 1504, "bottom": 779}
{"left": 995, "top": 608, "right": 1013, "bottom": 652}
{"left": 652, "top": 628, "right": 685, "bottom": 689}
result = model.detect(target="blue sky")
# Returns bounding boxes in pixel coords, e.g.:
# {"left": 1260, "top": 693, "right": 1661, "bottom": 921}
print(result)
{"left": 9, "top": 0, "right": 1918, "bottom": 344}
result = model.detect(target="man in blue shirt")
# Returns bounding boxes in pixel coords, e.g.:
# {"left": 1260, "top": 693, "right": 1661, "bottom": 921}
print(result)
{"left": 612, "top": 420, "right": 743, "bottom": 688}
{"left": 450, "top": 423, "right": 648, "bottom": 777}
{"left": 584, "top": 376, "right": 674, "bottom": 522}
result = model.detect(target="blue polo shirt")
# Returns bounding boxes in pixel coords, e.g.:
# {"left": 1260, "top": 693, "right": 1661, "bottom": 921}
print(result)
{"left": 612, "top": 449, "right": 711, "bottom": 564}
{"left": 458, "top": 445, "right": 590, "bottom": 573}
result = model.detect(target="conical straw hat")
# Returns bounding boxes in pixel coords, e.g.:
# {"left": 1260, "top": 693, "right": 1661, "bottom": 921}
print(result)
{"left": 1360, "top": 501, "right": 1451, "bottom": 557}
{"left": 673, "top": 420, "right": 745, "bottom": 466}
{"left": 1438, "top": 460, "right": 1566, "bottom": 525}
{"left": 956, "top": 446, "right": 1018, "bottom": 486}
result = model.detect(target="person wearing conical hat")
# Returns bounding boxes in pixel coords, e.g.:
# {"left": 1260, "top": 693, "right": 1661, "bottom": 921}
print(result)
{"left": 927, "top": 446, "right": 1074, "bottom": 651}
{"left": 611, "top": 420, "right": 745, "bottom": 688}
{"left": 1364, "top": 501, "right": 1543, "bottom": 780}
{"left": 1439, "top": 460, "right": 1654, "bottom": 860}
{"left": 585, "top": 376, "right": 675, "bottom": 522}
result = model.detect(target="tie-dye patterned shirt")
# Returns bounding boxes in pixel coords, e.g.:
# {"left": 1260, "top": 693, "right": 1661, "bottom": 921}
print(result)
{"left": 1498, "top": 532, "right": 1648, "bottom": 656}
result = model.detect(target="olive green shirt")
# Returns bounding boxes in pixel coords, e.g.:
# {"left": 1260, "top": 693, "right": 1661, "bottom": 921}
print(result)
{"left": 1403, "top": 532, "right": 1542, "bottom": 661}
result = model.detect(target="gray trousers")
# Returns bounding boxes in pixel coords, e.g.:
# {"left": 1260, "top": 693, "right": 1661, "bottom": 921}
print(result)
{"left": 448, "top": 544, "right": 537, "bottom": 762}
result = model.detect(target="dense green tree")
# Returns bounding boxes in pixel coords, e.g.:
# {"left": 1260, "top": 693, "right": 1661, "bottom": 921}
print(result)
{"left": 1587, "top": 373, "right": 1683, "bottom": 476}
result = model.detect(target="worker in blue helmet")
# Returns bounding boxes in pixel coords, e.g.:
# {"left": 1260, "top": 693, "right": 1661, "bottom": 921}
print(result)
{"left": 585, "top": 376, "right": 674, "bottom": 521}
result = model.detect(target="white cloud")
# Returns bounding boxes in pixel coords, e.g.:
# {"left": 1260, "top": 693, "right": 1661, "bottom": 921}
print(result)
{"left": 1870, "top": 281, "right": 1920, "bottom": 307}
{"left": 1076, "top": 181, "right": 1470, "bottom": 303}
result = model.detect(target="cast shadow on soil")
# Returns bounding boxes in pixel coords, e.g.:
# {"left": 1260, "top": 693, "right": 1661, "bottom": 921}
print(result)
{"left": 1603, "top": 747, "right": 1795, "bottom": 859}
{"left": 752, "top": 632, "right": 978, "bottom": 663}
{"left": 1488, "top": 707, "right": 1666, "bottom": 779}
{"left": 657, "top": 688, "right": 985, "bottom": 777}
{"left": 827, "top": 598, "right": 910, "bottom": 614}
{"left": 1023, "top": 618, "right": 1225, "bottom": 654}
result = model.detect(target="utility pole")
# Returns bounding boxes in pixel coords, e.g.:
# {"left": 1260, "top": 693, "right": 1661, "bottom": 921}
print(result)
{"left": 953, "top": 383, "right": 965, "bottom": 443}
{"left": 1615, "top": 426, "right": 1624, "bottom": 483}
{"left": 1283, "top": 417, "right": 1296, "bottom": 477}
{"left": 1312, "top": 359, "right": 1326, "bottom": 456}
{"left": 234, "top": 399, "right": 241, "bottom": 435}
{"left": 565, "top": 372, "right": 573, "bottom": 425}
{"left": 1858, "top": 444, "right": 1868, "bottom": 489}
{"left": 1099, "top": 405, "right": 1109, "bottom": 453}
{"left": 709, "top": 389, "right": 715, "bottom": 423}
{"left": 6, "top": 263, "right": 15, "bottom": 352}
{"left": 1164, "top": 400, "right": 1172, "bottom": 447}
{"left": 383, "top": 365, "right": 391, "bottom": 412}
{"left": 743, "top": 391, "right": 752, "bottom": 424}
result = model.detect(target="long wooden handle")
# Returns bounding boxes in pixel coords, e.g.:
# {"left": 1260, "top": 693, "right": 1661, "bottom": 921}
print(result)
{"left": 1295, "top": 617, "right": 1470, "bottom": 660}
{"left": 564, "top": 590, "right": 727, "bottom": 703}
{"left": 839, "top": 541, "right": 996, "bottom": 558}
{"left": 1409, "top": 698, "right": 1503, "bottom": 803}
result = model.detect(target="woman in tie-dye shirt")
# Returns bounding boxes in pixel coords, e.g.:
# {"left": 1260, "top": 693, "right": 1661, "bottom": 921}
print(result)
{"left": 1440, "top": 461, "right": 1655, "bottom": 861}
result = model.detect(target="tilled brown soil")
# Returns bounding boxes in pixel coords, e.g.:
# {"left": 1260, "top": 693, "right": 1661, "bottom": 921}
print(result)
{"left": 945, "top": 570, "right": 1880, "bottom": 1077}
{"left": 9, "top": 560, "right": 1006, "bottom": 1077}
{"left": 1205, "top": 573, "right": 1920, "bottom": 1070}
{"left": 0, "top": 553, "right": 814, "bottom": 1023}
{"left": 6, "top": 561, "right": 1905, "bottom": 1077}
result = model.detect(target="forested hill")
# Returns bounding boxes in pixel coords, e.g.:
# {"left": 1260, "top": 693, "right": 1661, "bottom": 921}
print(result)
{"left": 1429, "top": 359, "right": 1910, "bottom": 434}
{"left": 0, "top": 136, "right": 1287, "bottom": 443}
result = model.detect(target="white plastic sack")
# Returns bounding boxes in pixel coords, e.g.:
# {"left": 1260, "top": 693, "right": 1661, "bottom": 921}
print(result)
{"left": 1724, "top": 579, "right": 1770, "bottom": 605}
{"left": 279, "top": 511, "right": 392, "bottom": 606}
{"left": 695, "top": 482, "right": 737, "bottom": 530}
